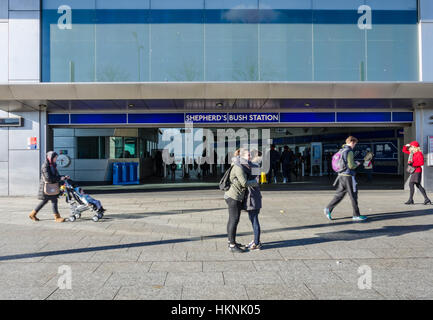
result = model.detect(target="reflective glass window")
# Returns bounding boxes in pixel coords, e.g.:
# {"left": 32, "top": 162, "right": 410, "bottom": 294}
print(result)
{"left": 42, "top": 0, "right": 419, "bottom": 82}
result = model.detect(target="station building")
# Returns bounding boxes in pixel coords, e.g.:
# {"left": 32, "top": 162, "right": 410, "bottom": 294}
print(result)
{"left": 1, "top": 0, "right": 433, "bottom": 195}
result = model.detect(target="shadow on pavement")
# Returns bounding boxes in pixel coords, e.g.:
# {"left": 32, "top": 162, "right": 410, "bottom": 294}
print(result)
{"left": 262, "top": 224, "right": 433, "bottom": 250}
{"left": 103, "top": 207, "right": 226, "bottom": 220}
{"left": 0, "top": 208, "right": 431, "bottom": 261}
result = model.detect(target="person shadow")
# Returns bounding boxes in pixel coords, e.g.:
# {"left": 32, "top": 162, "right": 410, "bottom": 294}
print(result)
{"left": 262, "top": 224, "right": 433, "bottom": 250}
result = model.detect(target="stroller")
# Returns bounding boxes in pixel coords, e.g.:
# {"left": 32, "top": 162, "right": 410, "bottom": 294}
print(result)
{"left": 60, "top": 179, "right": 105, "bottom": 222}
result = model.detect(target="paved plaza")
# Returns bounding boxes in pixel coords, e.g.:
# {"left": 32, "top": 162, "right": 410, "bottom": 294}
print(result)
{"left": 1, "top": 185, "right": 433, "bottom": 300}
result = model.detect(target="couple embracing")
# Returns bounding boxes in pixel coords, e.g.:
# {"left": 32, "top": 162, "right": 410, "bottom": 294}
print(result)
{"left": 223, "top": 148, "right": 262, "bottom": 253}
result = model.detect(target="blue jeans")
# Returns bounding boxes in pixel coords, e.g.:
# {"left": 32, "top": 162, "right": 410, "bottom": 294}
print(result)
{"left": 248, "top": 210, "right": 261, "bottom": 245}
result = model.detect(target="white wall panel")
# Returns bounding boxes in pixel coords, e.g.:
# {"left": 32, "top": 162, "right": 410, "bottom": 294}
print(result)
{"left": 8, "top": 11, "right": 40, "bottom": 81}
{"left": 8, "top": 111, "right": 39, "bottom": 149}
{"left": 0, "top": 23, "right": 8, "bottom": 82}
{"left": 8, "top": 149, "right": 39, "bottom": 195}
{"left": 0, "top": 128, "right": 8, "bottom": 161}
{"left": 0, "top": 161, "right": 8, "bottom": 195}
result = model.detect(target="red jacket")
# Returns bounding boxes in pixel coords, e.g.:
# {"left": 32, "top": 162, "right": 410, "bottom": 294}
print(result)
{"left": 402, "top": 146, "right": 423, "bottom": 173}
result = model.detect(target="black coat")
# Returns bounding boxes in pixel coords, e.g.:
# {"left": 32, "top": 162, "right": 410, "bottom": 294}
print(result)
{"left": 38, "top": 161, "right": 62, "bottom": 201}
{"left": 242, "top": 162, "right": 262, "bottom": 211}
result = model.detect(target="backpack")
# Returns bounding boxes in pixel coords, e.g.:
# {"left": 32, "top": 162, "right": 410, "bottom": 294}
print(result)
{"left": 331, "top": 148, "right": 348, "bottom": 173}
{"left": 219, "top": 165, "right": 234, "bottom": 191}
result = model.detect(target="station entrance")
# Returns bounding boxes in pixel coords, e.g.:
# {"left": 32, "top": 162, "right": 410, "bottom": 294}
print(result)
{"left": 51, "top": 125, "right": 406, "bottom": 189}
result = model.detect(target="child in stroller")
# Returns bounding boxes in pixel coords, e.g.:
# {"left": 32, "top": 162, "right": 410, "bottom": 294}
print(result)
{"left": 60, "top": 179, "right": 106, "bottom": 222}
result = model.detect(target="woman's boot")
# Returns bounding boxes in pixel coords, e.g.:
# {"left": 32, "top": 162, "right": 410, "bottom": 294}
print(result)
{"left": 54, "top": 213, "right": 65, "bottom": 223}
{"left": 29, "top": 210, "right": 39, "bottom": 221}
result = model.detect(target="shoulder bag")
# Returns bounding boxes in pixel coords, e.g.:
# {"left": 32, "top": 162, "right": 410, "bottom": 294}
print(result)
{"left": 43, "top": 176, "right": 60, "bottom": 196}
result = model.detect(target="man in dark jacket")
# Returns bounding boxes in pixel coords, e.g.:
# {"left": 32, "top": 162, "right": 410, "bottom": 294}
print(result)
{"left": 280, "top": 146, "right": 294, "bottom": 183}
{"left": 267, "top": 144, "right": 280, "bottom": 183}
{"left": 323, "top": 137, "right": 367, "bottom": 222}
{"left": 29, "top": 151, "right": 68, "bottom": 222}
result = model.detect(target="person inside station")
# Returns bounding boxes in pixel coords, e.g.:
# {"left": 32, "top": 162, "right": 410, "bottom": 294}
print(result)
{"left": 363, "top": 148, "right": 374, "bottom": 182}
{"left": 267, "top": 144, "right": 281, "bottom": 183}
{"left": 280, "top": 145, "right": 295, "bottom": 183}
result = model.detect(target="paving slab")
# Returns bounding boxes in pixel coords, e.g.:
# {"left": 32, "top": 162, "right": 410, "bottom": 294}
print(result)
{"left": 182, "top": 285, "right": 249, "bottom": 300}
{"left": 245, "top": 284, "right": 315, "bottom": 300}
{"left": 46, "top": 286, "right": 121, "bottom": 300}
{"left": 165, "top": 272, "right": 224, "bottom": 286}
{"left": 115, "top": 285, "right": 182, "bottom": 300}
{"left": 223, "top": 271, "right": 284, "bottom": 286}
{"left": 2, "top": 188, "right": 433, "bottom": 299}
{"left": 104, "top": 272, "right": 167, "bottom": 287}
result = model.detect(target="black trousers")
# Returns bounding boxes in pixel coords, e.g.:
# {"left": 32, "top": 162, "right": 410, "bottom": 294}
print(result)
{"left": 267, "top": 163, "right": 279, "bottom": 182}
{"left": 327, "top": 175, "right": 360, "bottom": 217}
{"left": 225, "top": 197, "right": 242, "bottom": 244}
{"left": 34, "top": 198, "right": 59, "bottom": 214}
{"left": 282, "top": 164, "right": 292, "bottom": 181}
{"left": 408, "top": 173, "right": 429, "bottom": 201}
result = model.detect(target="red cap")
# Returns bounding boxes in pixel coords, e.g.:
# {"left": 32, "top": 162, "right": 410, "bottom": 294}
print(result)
{"left": 410, "top": 141, "right": 420, "bottom": 147}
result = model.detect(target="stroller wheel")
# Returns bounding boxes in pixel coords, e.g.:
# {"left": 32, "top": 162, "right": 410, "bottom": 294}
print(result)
{"left": 97, "top": 213, "right": 103, "bottom": 219}
{"left": 75, "top": 213, "right": 81, "bottom": 219}
{"left": 92, "top": 216, "right": 99, "bottom": 222}
{"left": 69, "top": 216, "right": 76, "bottom": 222}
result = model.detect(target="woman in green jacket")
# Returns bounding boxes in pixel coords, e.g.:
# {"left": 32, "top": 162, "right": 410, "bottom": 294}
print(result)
{"left": 224, "top": 149, "right": 258, "bottom": 253}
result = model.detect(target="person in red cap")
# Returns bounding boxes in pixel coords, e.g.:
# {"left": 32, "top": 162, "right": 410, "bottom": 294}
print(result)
{"left": 402, "top": 141, "right": 431, "bottom": 205}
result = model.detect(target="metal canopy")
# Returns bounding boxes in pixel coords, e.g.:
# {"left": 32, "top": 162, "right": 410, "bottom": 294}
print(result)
{"left": 1, "top": 82, "right": 433, "bottom": 112}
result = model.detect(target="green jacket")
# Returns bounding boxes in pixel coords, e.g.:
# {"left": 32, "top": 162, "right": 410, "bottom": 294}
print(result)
{"left": 224, "top": 160, "right": 258, "bottom": 202}
{"left": 340, "top": 144, "right": 359, "bottom": 176}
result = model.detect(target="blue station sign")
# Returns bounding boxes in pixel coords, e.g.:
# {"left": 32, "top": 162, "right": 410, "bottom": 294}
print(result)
{"left": 185, "top": 113, "right": 280, "bottom": 123}
{"left": 48, "top": 111, "right": 414, "bottom": 125}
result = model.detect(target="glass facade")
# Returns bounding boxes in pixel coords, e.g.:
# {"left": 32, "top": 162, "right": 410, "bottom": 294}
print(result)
{"left": 42, "top": 0, "right": 419, "bottom": 82}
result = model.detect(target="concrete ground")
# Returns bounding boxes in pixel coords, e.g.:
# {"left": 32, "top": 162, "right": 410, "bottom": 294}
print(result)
{"left": 1, "top": 186, "right": 433, "bottom": 300}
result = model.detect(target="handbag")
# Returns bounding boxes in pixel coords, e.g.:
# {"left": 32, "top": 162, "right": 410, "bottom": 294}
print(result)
{"left": 43, "top": 176, "right": 60, "bottom": 196}
{"left": 406, "top": 164, "right": 416, "bottom": 175}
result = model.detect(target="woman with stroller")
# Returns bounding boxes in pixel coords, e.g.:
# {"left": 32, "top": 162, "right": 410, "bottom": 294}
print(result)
{"left": 402, "top": 141, "right": 431, "bottom": 205}
{"left": 29, "top": 151, "right": 68, "bottom": 222}
{"left": 243, "top": 150, "right": 263, "bottom": 250}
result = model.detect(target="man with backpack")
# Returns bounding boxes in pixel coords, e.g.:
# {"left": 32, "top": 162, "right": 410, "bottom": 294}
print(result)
{"left": 324, "top": 136, "right": 368, "bottom": 222}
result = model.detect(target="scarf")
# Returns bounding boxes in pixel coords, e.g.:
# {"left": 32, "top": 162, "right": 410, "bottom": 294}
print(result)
{"left": 408, "top": 151, "right": 414, "bottom": 164}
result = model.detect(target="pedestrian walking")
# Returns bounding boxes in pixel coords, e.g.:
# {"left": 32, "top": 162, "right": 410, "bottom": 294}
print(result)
{"left": 363, "top": 148, "right": 374, "bottom": 182}
{"left": 243, "top": 150, "right": 263, "bottom": 250}
{"left": 324, "top": 136, "right": 368, "bottom": 222}
{"left": 280, "top": 146, "right": 294, "bottom": 183}
{"left": 402, "top": 141, "right": 431, "bottom": 205}
{"left": 29, "top": 151, "right": 68, "bottom": 222}
{"left": 267, "top": 144, "right": 280, "bottom": 183}
{"left": 224, "top": 148, "right": 259, "bottom": 253}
